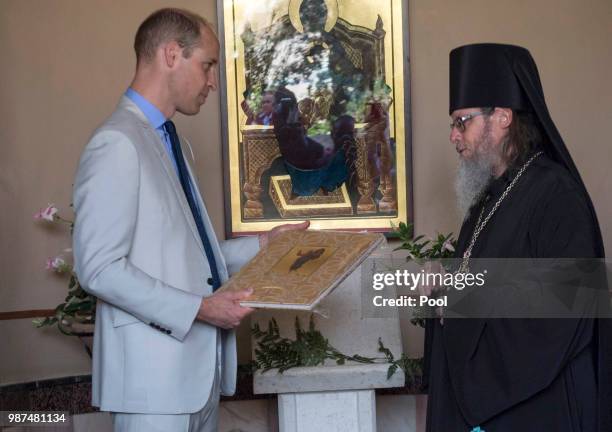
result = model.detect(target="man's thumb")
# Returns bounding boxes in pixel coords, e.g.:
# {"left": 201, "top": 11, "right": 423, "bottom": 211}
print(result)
{"left": 280, "top": 220, "right": 310, "bottom": 232}
{"left": 232, "top": 288, "right": 253, "bottom": 299}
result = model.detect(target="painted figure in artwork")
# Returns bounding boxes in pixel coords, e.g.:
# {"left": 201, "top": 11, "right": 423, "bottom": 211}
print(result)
{"left": 273, "top": 87, "right": 354, "bottom": 197}
{"left": 289, "top": 247, "right": 326, "bottom": 271}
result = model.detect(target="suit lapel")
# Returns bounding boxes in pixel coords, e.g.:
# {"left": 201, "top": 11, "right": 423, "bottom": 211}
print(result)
{"left": 181, "top": 142, "right": 229, "bottom": 282}
{"left": 117, "top": 97, "right": 205, "bottom": 256}
{"left": 149, "top": 128, "right": 207, "bottom": 256}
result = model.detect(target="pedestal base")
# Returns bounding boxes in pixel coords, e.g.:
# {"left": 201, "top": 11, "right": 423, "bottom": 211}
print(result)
{"left": 279, "top": 389, "right": 376, "bottom": 432}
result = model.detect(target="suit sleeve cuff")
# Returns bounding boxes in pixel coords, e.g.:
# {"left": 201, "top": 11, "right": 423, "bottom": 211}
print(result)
{"left": 168, "top": 291, "right": 202, "bottom": 341}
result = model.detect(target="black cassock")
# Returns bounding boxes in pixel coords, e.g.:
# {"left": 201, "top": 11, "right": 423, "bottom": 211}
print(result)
{"left": 424, "top": 154, "right": 610, "bottom": 431}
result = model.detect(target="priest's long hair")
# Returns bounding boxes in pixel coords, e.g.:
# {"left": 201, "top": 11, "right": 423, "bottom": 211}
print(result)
{"left": 504, "top": 109, "right": 544, "bottom": 167}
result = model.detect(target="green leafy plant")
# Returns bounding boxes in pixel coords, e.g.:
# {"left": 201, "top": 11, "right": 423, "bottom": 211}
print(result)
{"left": 392, "top": 221, "right": 456, "bottom": 262}
{"left": 392, "top": 222, "right": 457, "bottom": 327}
{"left": 251, "top": 315, "right": 422, "bottom": 387}
{"left": 251, "top": 316, "right": 375, "bottom": 373}
{"left": 378, "top": 339, "right": 423, "bottom": 387}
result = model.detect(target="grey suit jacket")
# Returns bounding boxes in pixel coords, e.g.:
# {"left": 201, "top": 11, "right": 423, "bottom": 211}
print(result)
{"left": 73, "top": 96, "right": 258, "bottom": 413}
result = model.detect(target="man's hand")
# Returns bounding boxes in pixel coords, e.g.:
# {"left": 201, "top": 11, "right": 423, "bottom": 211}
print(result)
{"left": 259, "top": 220, "right": 310, "bottom": 248}
{"left": 416, "top": 261, "right": 446, "bottom": 322}
{"left": 196, "top": 289, "right": 254, "bottom": 329}
{"left": 416, "top": 261, "right": 445, "bottom": 297}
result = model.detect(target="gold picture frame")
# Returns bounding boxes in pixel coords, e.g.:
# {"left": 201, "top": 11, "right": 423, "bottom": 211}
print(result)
{"left": 217, "top": 0, "right": 412, "bottom": 236}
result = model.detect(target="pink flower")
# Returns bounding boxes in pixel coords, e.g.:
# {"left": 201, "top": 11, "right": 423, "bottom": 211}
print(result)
{"left": 45, "top": 256, "right": 69, "bottom": 273}
{"left": 34, "top": 204, "right": 58, "bottom": 222}
{"left": 442, "top": 240, "right": 455, "bottom": 253}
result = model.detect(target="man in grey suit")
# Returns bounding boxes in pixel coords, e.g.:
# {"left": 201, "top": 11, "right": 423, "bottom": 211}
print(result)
{"left": 73, "top": 8, "right": 306, "bottom": 432}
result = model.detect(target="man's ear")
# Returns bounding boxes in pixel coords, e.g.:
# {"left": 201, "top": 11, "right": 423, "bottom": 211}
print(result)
{"left": 496, "top": 107, "right": 513, "bottom": 129}
{"left": 162, "top": 41, "right": 181, "bottom": 68}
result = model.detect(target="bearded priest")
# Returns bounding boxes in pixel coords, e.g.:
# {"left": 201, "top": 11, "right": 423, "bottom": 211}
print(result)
{"left": 423, "top": 43, "right": 611, "bottom": 432}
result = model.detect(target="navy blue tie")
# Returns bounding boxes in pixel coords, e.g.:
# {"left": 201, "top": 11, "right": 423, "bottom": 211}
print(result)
{"left": 164, "top": 121, "right": 221, "bottom": 291}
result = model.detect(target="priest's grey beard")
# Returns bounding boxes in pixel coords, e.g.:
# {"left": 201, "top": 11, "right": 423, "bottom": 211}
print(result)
{"left": 454, "top": 127, "right": 498, "bottom": 219}
{"left": 455, "top": 156, "right": 494, "bottom": 218}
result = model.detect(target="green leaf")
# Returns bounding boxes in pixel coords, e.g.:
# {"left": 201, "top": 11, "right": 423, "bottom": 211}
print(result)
{"left": 387, "top": 363, "right": 398, "bottom": 379}
{"left": 378, "top": 338, "right": 394, "bottom": 361}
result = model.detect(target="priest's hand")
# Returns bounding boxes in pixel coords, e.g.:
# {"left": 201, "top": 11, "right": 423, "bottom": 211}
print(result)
{"left": 258, "top": 220, "right": 310, "bottom": 248}
{"left": 196, "top": 289, "right": 254, "bottom": 329}
{"left": 417, "top": 261, "right": 446, "bottom": 323}
{"left": 417, "top": 261, "right": 445, "bottom": 297}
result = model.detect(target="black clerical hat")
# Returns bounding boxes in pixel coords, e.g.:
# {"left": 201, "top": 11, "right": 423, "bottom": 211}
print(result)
{"left": 449, "top": 43, "right": 604, "bottom": 255}
{"left": 449, "top": 43, "right": 531, "bottom": 113}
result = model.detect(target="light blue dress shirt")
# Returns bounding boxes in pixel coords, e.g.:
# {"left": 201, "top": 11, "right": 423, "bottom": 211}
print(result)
{"left": 124, "top": 88, "right": 202, "bottom": 216}
{"left": 125, "top": 88, "right": 180, "bottom": 175}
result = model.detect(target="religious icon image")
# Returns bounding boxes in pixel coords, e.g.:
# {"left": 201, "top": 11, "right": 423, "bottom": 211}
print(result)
{"left": 270, "top": 245, "right": 335, "bottom": 276}
{"left": 217, "top": 230, "right": 385, "bottom": 309}
{"left": 289, "top": 248, "right": 326, "bottom": 271}
{"left": 218, "top": 0, "right": 412, "bottom": 235}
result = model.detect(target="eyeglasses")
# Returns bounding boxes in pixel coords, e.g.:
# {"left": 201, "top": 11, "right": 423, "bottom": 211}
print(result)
{"left": 449, "top": 111, "right": 488, "bottom": 133}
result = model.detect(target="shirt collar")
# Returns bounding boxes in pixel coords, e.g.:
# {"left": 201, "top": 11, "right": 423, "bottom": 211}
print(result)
{"left": 124, "top": 88, "right": 167, "bottom": 130}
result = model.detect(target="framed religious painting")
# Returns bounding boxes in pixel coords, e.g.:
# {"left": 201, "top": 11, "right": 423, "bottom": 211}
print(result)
{"left": 217, "top": 0, "right": 412, "bottom": 236}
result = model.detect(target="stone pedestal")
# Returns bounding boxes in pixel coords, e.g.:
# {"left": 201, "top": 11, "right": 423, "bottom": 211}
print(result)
{"left": 279, "top": 389, "right": 375, "bottom": 432}
{"left": 252, "top": 246, "right": 404, "bottom": 432}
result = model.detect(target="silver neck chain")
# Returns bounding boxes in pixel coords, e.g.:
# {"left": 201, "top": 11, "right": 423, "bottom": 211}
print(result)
{"left": 458, "top": 151, "right": 543, "bottom": 273}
